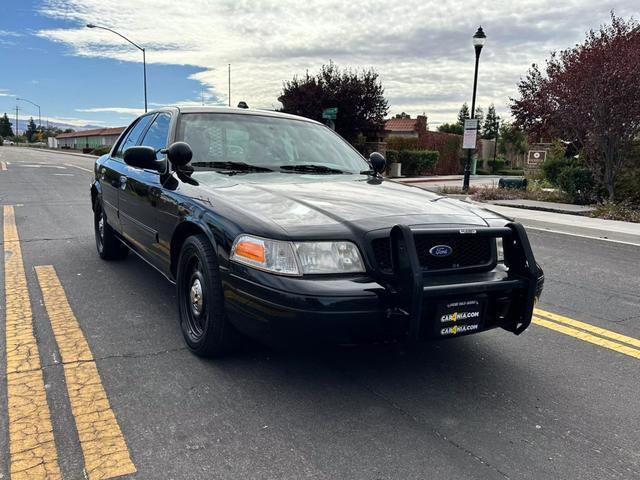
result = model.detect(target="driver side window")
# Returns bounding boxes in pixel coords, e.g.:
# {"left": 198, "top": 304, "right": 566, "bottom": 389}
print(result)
{"left": 140, "top": 113, "right": 171, "bottom": 158}
{"left": 113, "top": 115, "right": 154, "bottom": 159}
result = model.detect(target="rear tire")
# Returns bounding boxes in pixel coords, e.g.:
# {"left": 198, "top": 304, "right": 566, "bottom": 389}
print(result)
{"left": 94, "top": 199, "right": 128, "bottom": 260}
{"left": 176, "top": 234, "right": 239, "bottom": 357}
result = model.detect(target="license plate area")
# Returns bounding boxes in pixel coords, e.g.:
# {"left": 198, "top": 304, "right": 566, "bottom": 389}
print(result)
{"left": 433, "top": 295, "right": 487, "bottom": 338}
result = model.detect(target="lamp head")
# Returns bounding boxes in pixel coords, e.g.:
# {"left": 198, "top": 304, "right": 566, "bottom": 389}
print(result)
{"left": 86, "top": 23, "right": 96, "bottom": 28}
{"left": 473, "top": 26, "right": 486, "bottom": 48}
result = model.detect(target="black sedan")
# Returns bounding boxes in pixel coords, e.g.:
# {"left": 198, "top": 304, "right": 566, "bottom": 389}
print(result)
{"left": 91, "top": 106, "right": 543, "bottom": 356}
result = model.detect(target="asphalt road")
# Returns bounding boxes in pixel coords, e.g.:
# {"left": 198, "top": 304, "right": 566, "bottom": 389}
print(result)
{"left": 1, "top": 146, "right": 639, "bottom": 480}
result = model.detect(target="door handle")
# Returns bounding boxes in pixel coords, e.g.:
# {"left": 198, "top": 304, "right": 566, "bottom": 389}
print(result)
{"left": 100, "top": 168, "right": 106, "bottom": 181}
{"left": 119, "top": 175, "right": 127, "bottom": 190}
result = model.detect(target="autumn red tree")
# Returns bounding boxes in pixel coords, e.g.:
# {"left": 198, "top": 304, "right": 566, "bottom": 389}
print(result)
{"left": 511, "top": 14, "right": 640, "bottom": 199}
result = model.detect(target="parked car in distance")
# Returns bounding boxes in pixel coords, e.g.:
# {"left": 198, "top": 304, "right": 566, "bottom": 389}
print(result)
{"left": 91, "top": 106, "right": 544, "bottom": 356}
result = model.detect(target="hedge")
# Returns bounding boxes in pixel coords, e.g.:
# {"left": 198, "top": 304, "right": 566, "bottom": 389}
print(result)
{"left": 398, "top": 150, "right": 439, "bottom": 176}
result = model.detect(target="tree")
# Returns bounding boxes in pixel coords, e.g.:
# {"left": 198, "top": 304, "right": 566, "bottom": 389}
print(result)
{"left": 474, "top": 107, "right": 484, "bottom": 130}
{"left": 511, "top": 13, "right": 640, "bottom": 200}
{"left": 456, "top": 103, "right": 470, "bottom": 127}
{"left": 0, "top": 113, "right": 14, "bottom": 137}
{"left": 498, "top": 122, "right": 528, "bottom": 163}
{"left": 482, "top": 104, "right": 500, "bottom": 139}
{"left": 438, "top": 123, "right": 463, "bottom": 135}
{"left": 279, "top": 61, "right": 388, "bottom": 141}
{"left": 394, "top": 112, "right": 410, "bottom": 119}
{"left": 25, "top": 117, "right": 38, "bottom": 142}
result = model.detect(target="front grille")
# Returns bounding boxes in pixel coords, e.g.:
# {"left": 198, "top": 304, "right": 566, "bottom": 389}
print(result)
{"left": 372, "top": 235, "right": 494, "bottom": 272}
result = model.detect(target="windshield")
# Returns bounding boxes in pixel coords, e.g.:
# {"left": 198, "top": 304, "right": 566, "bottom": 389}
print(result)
{"left": 176, "top": 113, "right": 369, "bottom": 174}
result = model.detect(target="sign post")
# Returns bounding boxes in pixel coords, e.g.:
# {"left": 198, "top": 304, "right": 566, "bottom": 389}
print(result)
{"left": 322, "top": 107, "right": 338, "bottom": 130}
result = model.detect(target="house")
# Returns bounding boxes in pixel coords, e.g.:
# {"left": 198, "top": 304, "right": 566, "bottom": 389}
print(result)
{"left": 56, "top": 127, "right": 126, "bottom": 150}
{"left": 384, "top": 115, "right": 428, "bottom": 139}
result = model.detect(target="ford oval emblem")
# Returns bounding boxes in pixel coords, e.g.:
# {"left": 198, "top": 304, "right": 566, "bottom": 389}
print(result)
{"left": 429, "top": 245, "right": 453, "bottom": 257}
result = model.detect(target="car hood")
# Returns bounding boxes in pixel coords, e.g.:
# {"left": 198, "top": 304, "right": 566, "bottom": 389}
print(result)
{"left": 186, "top": 172, "right": 505, "bottom": 237}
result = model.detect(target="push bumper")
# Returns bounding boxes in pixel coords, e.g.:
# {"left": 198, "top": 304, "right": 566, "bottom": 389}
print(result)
{"left": 222, "top": 222, "right": 543, "bottom": 345}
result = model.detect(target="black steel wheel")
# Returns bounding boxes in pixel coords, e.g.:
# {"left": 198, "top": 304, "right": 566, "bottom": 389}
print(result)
{"left": 94, "top": 199, "right": 128, "bottom": 260}
{"left": 176, "top": 234, "right": 238, "bottom": 356}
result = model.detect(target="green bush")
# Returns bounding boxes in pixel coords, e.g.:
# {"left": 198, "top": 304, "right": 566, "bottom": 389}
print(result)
{"left": 476, "top": 168, "right": 491, "bottom": 175}
{"left": 498, "top": 169, "right": 524, "bottom": 176}
{"left": 540, "top": 155, "right": 571, "bottom": 184}
{"left": 488, "top": 157, "right": 506, "bottom": 173}
{"left": 556, "top": 166, "right": 595, "bottom": 204}
{"left": 90, "top": 145, "right": 112, "bottom": 156}
{"left": 615, "top": 167, "right": 640, "bottom": 205}
{"left": 398, "top": 150, "right": 439, "bottom": 176}
{"left": 385, "top": 149, "right": 399, "bottom": 164}
{"left": 386, "top": 137, "right": 419, "bottom": 151}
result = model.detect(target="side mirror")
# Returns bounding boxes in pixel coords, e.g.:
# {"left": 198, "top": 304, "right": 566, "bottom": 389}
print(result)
{"left": 163, "top": 141, "right": 192, "bottom": 167}
{"left": 123, "top": 146, "right": 160, "bottom": 170}
{"left": 369, "top": 152, "right": 386, "bottom": 175}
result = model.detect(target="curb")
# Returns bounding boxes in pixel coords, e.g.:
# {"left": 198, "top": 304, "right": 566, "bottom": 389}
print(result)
{"left": 482, "top": 201, "right": 595, "bottom": 217}
{"left": 20, "top": 147, "right": 98, "bottom": 159}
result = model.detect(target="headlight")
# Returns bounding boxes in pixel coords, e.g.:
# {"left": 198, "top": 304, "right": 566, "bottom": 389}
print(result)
{"left": 231, "top": 235, "right": 300, "bottom": 275}
{"left": 496, "top": 237, "right": 504, "bottom": 262}
{"left": 294, "top": 241, "right": 365, "bottom": 274}
{"left": 230, "top": 235, "right": 365, "bottom": 275}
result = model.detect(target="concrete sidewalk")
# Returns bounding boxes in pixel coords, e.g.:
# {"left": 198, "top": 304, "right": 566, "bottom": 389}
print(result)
{"left": 475, "top": 201, "right": 640, "bottom": 246}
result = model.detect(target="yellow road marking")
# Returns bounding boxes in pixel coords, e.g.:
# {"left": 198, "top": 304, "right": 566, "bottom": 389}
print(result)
{"left": 3, "top": 205, "right": 62, "bottom": 479}
{"left": 532, "top": 316, "right": 640, "bottom": 360}
{"left": 35, "top": 265, "right": 136, "bottom": 480}
{"left": 1, "top": 160, "right": 7, "bottom": 170}
{"left": 534, "top": 308, "right": 640, "bottom": 349}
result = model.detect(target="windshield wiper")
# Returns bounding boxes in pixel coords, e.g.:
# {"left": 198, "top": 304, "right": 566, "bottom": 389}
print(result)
{"left": 279, "top": 164, "right": 346, "bottom": 174}
{"left": 191, "top": 161, "right": 273, "bottom": 172}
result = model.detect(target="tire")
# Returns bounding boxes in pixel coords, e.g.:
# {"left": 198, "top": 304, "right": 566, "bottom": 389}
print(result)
{"left": 176, "top": 234, "right": 239, "bottom": 357}
{"left": 94, "top": 199, "right": 129, "bottom": 260}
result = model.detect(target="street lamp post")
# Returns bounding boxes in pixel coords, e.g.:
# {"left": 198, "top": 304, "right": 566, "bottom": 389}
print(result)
{"left": 86, "top": 24, "right": 147, "bottom": 112}
{"left": 16, "top": 97, "right": 41, "bottom": 130}
{"left": 463, "top": 26, "right": 486, "bottom": 192}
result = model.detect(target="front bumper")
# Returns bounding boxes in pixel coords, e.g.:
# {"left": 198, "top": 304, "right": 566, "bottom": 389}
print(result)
{"left": 222, "top": 222, "right": 543, "bottom": 346}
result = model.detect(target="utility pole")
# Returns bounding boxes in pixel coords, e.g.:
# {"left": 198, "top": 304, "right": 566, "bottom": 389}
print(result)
{"left": 15, "top": 106, "right": 19, "bottom": 137}
{"left": 228, "top": 64, "right": 231, "bottom": 107}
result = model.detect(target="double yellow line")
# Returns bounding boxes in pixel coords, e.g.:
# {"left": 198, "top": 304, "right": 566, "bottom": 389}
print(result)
{"left": 533, "top": 308, "right": 640, "bottom": 360}
{"left": 3, "top": 205, "right": 136, "bottom": 479}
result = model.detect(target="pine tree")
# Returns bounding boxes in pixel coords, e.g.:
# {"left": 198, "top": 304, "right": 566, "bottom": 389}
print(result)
{"left": 456, "top": 103, "right": 470, "bottom": 127}
{"left": 474, "top": 107, "right": 484, "bottom": 129}
{"left": 25, "top": 117, "right": 38, "bottom": 142}
{"left": 0, "top": 113, "right": 14, "bottom": 137}
{"left": 482, "top": 104, "right": 500, "bottom": 139}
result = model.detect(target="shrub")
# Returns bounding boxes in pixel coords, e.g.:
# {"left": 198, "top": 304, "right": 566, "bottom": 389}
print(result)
{"left": 540, "top": 155, "right": 571, "bottom": 185}
{"left": 476, "top": 168, "right": 491, "bottom": 175}
{"left": 90, "top": 145, "right": 112, "bottom": 156}
{"left": 385, "top": 149, "right": 399, "bottom": 164}
{"left": 399, "top": 150, "right": 439, "bottom": 176}
{"left": 614, "top": 167, "right": 640, "bottom": 205}
{"left": 498, "top": 169, "right": 524, "bottom": 176}
{"left": 386, "top": 137, "right": 419, "bottom": 151}
{"left": 488, "top": 157, "right": 506, "bottom": 173}
{"left": 556, "top": 166, "right": 595, "bottom": 204}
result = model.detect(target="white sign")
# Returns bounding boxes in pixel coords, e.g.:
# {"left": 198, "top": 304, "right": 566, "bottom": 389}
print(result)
{"left": 463, "top": 119, "right": 479, "bottom": 149}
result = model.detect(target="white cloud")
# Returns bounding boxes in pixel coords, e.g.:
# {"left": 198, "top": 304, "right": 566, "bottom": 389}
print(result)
{"left": 76, "top": 107, "right": 144, "bottom": 115}
{"left": 37, "top": 0, "right": 637, "bottom": 125}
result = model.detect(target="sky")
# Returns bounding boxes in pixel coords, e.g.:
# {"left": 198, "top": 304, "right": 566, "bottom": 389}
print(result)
{"left": 0, "top": 0, "right": 636, "bottom": 130}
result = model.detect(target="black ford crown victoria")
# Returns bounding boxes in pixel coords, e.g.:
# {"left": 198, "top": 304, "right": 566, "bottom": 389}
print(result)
{"left": 91, "top": 106, "right": 544, "bottom": 356}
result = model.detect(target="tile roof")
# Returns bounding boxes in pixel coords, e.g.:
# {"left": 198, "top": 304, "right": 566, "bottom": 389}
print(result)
{"left": 56, "top": 127, "right": 126, "bottom": 139}
{"left": 384, "top": 118, "right": 418, "bottom": 132}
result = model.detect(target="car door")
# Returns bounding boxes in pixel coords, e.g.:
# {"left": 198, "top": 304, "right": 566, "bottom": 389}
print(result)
{"left": 99, "top": 116, "right": 153, "bottom": 233}
{"left": 119, "top": 112, "right": 172, "bottom": 268}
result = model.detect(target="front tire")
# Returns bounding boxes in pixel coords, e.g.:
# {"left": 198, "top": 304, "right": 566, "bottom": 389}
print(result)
{"left": 94, "top": 199, "right": 128, "bottom": 260}
{"left": 176, "top": 234, "right": 238, "bottom": 357}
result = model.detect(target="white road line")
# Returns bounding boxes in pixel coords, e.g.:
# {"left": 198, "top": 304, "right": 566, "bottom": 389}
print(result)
{"left": 53, "top": 173, "right": 74, "bottom": 176}
{"left": 526, "top": 226, "right": 640, "bottom": 247}
{"left": 63, "top": 163, "right": 93, "bottom": 173}
{"left": 19, "top": 164, "right": 67, "bottom": 169}
{"left": 0, "top": 160, "right": 7, "bottom": 171}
